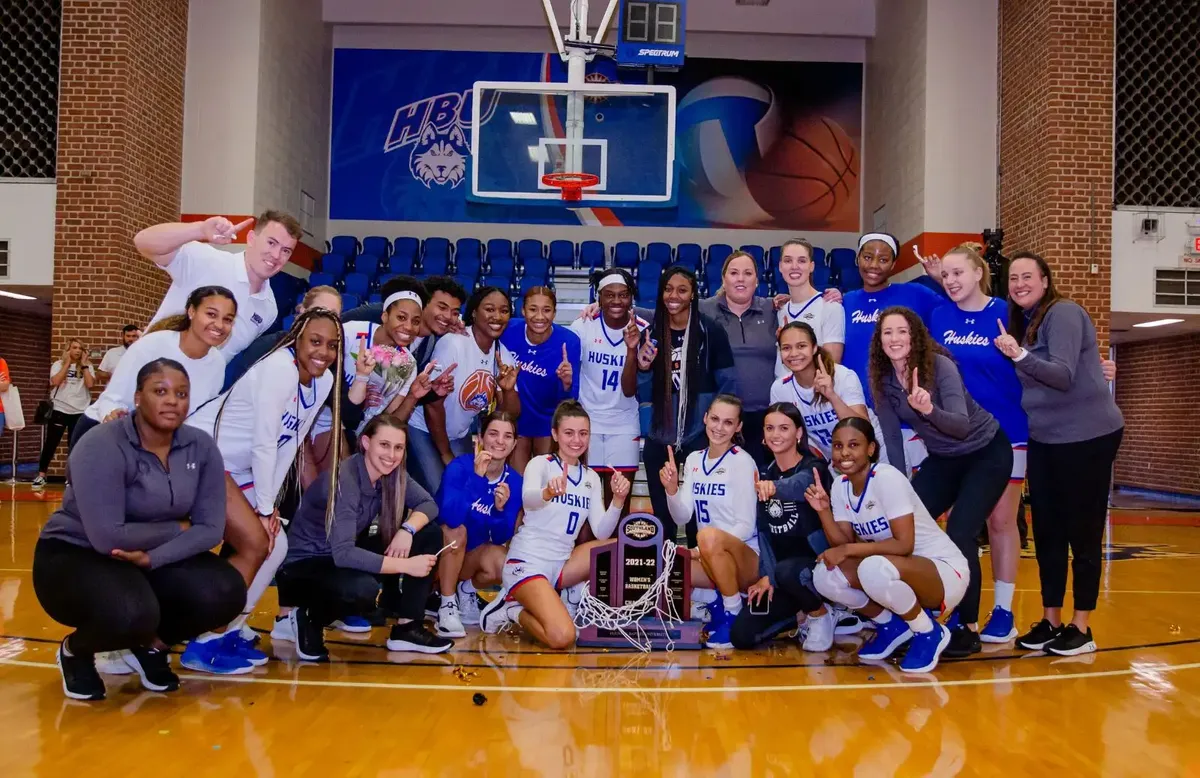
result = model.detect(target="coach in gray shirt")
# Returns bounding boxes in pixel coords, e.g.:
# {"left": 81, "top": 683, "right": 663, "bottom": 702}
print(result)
{"left": 995, "top": 251, "right": 1124, "bottom": 657}
{"left": 701, "top": 250, "right": 779, "bottom": 464}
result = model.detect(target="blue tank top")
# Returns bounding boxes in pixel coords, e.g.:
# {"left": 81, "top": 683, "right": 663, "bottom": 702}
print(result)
{"left": 931, "top": 297, "right": 1029, "bottom": 444}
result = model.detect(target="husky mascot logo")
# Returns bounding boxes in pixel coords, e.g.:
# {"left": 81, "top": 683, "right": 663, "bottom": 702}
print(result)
{"left": 410, "top": 122, "right": 468, "bottom": 189}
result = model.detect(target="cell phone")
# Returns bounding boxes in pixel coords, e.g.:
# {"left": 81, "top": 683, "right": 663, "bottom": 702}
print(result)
{"left": 749, "top": 594, "right": 770, "bottom": 616}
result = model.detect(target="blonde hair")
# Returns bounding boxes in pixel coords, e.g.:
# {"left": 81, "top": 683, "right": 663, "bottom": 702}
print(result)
{"left": 945, "top": 242, "right": 991, "bottom": 296}
{"left": 300, "top": 285, "right": 340, "bottom": 313}
{"left": 716, "top": 250, "right": 759, "bottom": 297}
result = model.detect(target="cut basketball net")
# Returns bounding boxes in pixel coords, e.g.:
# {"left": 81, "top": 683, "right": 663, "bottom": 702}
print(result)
{"left": 542, "top": 172, "right": 600, "bottom": 202}
{"left": 572, "top": 539, "right": 682, "bottom": 652}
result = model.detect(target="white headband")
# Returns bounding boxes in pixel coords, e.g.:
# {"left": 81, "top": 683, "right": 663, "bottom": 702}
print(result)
{"left": 858, "top": 232, "right": 898, "bottom": 255}
{"left": 597, "top": 272, "right": 629, "bottom": 292}
{"left": 383, "top": 290, "right": 424, "bottom": 311}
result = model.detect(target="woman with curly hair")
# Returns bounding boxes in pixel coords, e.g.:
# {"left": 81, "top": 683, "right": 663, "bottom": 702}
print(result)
{"left": 868, "top": 306, "right": 1012, "bottom": 658}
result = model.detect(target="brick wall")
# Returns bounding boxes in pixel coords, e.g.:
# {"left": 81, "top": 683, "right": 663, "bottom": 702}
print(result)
{"left": 49, "top": 0, "right": 189, "bottom": 473}
{"left": 1113, "top": 334, "right": 1200, "bottom": 496}
{"left": 997, "top": 0, "right": 1115, "bottom": 349}
{"left": 0, "top": 310, "right": 53, "bottom": 466}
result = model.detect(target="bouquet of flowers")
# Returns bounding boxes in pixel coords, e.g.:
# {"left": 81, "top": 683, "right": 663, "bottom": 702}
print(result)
{"left": 368, "top": 344, "right": 416, "bottom": 396}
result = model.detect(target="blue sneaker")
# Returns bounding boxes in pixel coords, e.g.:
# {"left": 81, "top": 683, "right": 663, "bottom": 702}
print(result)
{"left": 945, "top": 610, "right": 961, "bottom": 630}
{"left": 332, "top": 616, "right": 372, "bottom": 634}
{"left": 856, "top": 616, "right": 913, "bottom": 661}
{"left": 221, "top": 632, "right": 269, "bottom": 667}
{"left": 705, "top": 609, "right": 736, "bottom": 649}
{"left": 899, "top": 622, "right": 951, "bottom": 673}
{"left": 979, "top": 606, "right": 1018, "bottom": 643}
{"left": 180, "top": 639, "right": 255, "bottom": 675}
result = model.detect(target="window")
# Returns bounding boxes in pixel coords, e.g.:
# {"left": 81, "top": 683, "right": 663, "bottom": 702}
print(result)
{"left": 299, "top": 190, "right": 316, "bottom": 239}
{"left": 1154, "top": 268, "right": 1200, "bottom": 307}
{"left": 655, "top": 3, "right": 678, "bottom": 43}
{"left": 0, "top": 240, "right": 8, "bottom": 278}
{"left": 0, "top": 0, "right": 61, "bottom": 178}
{"left": 625, "top": 2, "right": 650, "bottom": 42}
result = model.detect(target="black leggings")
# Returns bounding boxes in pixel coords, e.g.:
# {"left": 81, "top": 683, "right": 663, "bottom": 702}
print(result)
{"left": 911, "top": 429, "right": 1013, "bottom": 624}
{"left": 68, "top": 413, "right": 100, "bottom": 449}
{"left": 32, "top": 537, "right": 246, "bottom": 655}
{"left": 730, "top": 556, "right": 822, "bottom": 649}
{"left": 1027, "top": 428, "right": 1123, "bottom": 611}
{"left": 276, "top": 521, "right": 442, "bottom": 625}
{"left": 643, "top": 438, "right": 704, "bottom": 548}
{"left": 39, "top": 412, "right": 82, "bottom": 472}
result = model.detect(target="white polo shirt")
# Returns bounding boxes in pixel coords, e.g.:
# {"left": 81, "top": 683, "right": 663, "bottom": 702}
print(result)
{"left": 98, "top": 345, "right": 127, "bottom": 374}
{"left": 147, "top": 241, "right": 277, "bottom": 359}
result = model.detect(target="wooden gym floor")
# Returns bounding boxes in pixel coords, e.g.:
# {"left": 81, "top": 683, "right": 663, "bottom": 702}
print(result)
{"left": 2, "top": 484, "right": 1200, "bottom": 777}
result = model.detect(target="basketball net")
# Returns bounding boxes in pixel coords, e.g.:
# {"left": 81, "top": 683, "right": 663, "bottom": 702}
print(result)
{"left": 572, "top": 539, "right": 682, "bottom": 653}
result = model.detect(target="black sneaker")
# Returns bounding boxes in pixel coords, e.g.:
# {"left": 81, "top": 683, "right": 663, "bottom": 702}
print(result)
{"left": 941, "top": 625, "right": 982, "bottom": 658}
{"left": 1045, "top": 624, "right": 1097, "bottom": 656}
{"left": 295, "top": 608, "right": 329, "bottom": 662}
{"left": 1016, "top": 619, "right": 1062, "bottom": 650}
{"left": 423, "top": 591, "right": 441, "bottom": 619}
{"left": 57, "top": 640, "right": 105, "bottom": 701}
{"left": 386, "top": 622, "right": 453, "bottom": 654}
{"left": 125, "top": 647, "right": 180, "bottom": 692}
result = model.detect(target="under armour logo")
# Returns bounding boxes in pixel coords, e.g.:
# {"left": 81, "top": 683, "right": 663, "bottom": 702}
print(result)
{"left": 966, "top": 318, "right": 976, "bottom": 324}
{"left": 186, "top": 462, "right": 197, "bottom": 470}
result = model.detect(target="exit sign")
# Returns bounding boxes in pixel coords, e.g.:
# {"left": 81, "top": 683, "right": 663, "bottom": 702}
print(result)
{"left": 1194, "top": 236, "right": 1200, "bottom": 252}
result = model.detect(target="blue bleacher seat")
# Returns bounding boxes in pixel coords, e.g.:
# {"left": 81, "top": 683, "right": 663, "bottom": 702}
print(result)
{"left": 756, "top": 279, "right": 771, "bottom": 298}
{"left": 580, "top": 241, "right": 606, "bottom": 269}
{"left": 295, "top": 291, "right": 306, "bottom": 307}
{"left": 739, "top": 245, "right": 767, "bottom": 272}
{"left": 637, "top": 259, "right": 664, "bottom": 283}
{"left": 812, "top": 246, "right": 827, "bottom": 267}
{"left": 522, "top": 256, "right": 550, "bottom": 282}
{"left": 517, "top": 239, "right": 544, "bottom": 261}
{"left": 645, "top": 242, "right": 672, "bottom": 267}
{"left": 768, "top": 245, "right": 783, "bottom": 269}
{"left": 675, "top": 243, "right": 703, "bottom": 272}
{"left": 281, "top": 314, "right": 296, "bottom": 331}
{"left": 308, "top": 271, "right": 334, "bottom": 289}
{"left": 829, "top": 247, "right": 857, "bottom": 273}
{"left": 489, "top": 255, "right": 517, "bottom": 279}
{"left": 354, "top": 254, "right": 381, "bottom": 280}
{"left": 455, "top": 237, "right": 483, "bottom": 263}
{"left": 319, "top": 253, "right": 347, "bottom": 280}
{"left": 812, "top": 261, "right": 830, "bottom": 291}
{"left": 423, "top": 237, "right": 452, "bottom": 264}
{"left": 392, "top": 237, "right": 420, "bottom": 262}
{"left": 518, "top": 275, "right": 546, "bottom": 296}
{"left": 341, "top": 293, "right": 361, "bottom": 311}
{"left": 343, "top": 272, "right": 370, "bottom": 298}
{"left": 705, "top": 262, "right": 724, "bottom": 294}
{"left": 707, "top": 243, "right": 734, "bottom": 272}
{"left": 612, "top": 241, "right": 641, "bottom": 269}
{"left": 455, "top": 253, "right": 482, "bottom": 280}
{"left": 329, "top": 236, "right": 358, "bottom": 259}
{"left": 482, "top": 274, "right": 513, "bottom": 292}
{"left": 388, "top": 255, "right": 414, "bottom": 276}
{"left": 486, "top": 238, "right": 514, "bottom": 261}
{"left": 454, "top": 273, "right": 477, "bottom": 293}
{"left": 420, "top": 255, "right": 450, "bottom": 277}
{"left": 361, "top": 236, "right": 391, "bottom": 260}
{"left": 549, "top": 240, "right": 575, "bottom": 268}
{"left": 376, "top": 273, "right": 397, "bottom": 290}
{"left": 368, "top": 293, "right": 382, "bottom": 305}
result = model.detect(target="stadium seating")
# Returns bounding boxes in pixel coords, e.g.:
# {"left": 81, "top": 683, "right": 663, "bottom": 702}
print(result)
{"left": 486, "top": 238, "right": 514, "bottom": 263}
{"left": 613, "top": 241, "right": 641, "bottom": 269}
{"left": 388, "top": 254, "right": 414, "bottom": 275}
{"left": 455, "top": 238, "right": 483, "bottom": 265}
{"left": 523, "top": 256, "right": 551, "bottom": 283}
{"left": 420, "top": 254, "right": 450, "bottom": 277}
{"left": 488, "top": 255, "right": 517, "bottom": 279}
{"left": 675, "top": 243, "right": 702, "bottom": 272}
{"left": 517, "top": 238, "right": 544, "bottom": 262}
{"left": 482, "top": 274, "right": 513, "bottom": 292}
{"left": 393, "top": 237, "right": 420, "bottom": 262}
{"left": 455, "top": 252, "right": 483, "bottom": 280}
{"left": 454, "top": 274, "right": 476, "bottom": 293}
{"left": 548, "top": 240, "right": 575, "bottom": 268}
{"left": 376, "top": 273, "right": 396, "bottom": 290}
{"left": 361, "top": 236, "right": 391, "bottom": 259}
{"left": 329, "top": 236, "right": 358, "bottom": 259}
{"left": 354, "top": 254, "right": 381, "bottom": 281}
{"left": 708, "top": 243, "right": 734, "bottom": 272}
{"left": 579, "top": 240, "right": 606, "bottom": 270}
{"left": 645, "top": 242, "right": 672, "bottom": 267}
{"left": 423, "top": 237, "right": 452, "bottom": 266}
{"left": 308, "top": 271, "right": 335, "bottom": 289}
{"left": 368, "top": 293, "right": 382, "bottom": 305}
{"left": 739, "top": 244, "right": 766, "bottom": 272}
{"left": 343, "top": 272, "right": 370, "bottom": 298}
{"left": 341, "top": 293, "right": 361, "bottom": 311}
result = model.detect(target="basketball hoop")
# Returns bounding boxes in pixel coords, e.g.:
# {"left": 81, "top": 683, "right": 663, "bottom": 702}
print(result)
{"left": 542, "top": 172, "right": 600, "bottom": 202}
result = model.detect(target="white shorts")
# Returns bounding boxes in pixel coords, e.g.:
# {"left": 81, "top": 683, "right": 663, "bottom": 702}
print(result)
{"left": 502, "top": 555, "right": 567, "bottom": 595}
{"left": 587, "top": 432, "right": 641, "bottom": 472}
{"left": 932, "top": 556, "right": 969, "bottom": 613}
{"left": 902, "top": 427, "right": 929, "bottom": 474}
{"left": 228, "top": 470, "right": 258, "bottom": 509}
{"left": 309, "top": 407, "right": 333, "bottom": 441}
{"left": 1010, "top": 443, "right": 1027, "bottom": 482}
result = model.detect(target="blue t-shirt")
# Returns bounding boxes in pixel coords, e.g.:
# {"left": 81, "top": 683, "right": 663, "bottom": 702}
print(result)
{"left": 500, "top": 320, "right": 582, "bottom": 437}
{"left": 931, "top": 297, "right": 1029, "bottom": 444}
{"left": 435, "top": 454, "right": 523, "bottom": 550}
{"left": 843, "top": 282, "right": 947, "bottom": 401}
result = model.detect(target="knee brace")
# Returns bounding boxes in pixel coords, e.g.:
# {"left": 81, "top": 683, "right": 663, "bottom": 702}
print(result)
{"left": 856, "top": 556, "right": 917, "bottom": 617}
{"left": 812, "top": 562, "right": 869, "bottom": 611}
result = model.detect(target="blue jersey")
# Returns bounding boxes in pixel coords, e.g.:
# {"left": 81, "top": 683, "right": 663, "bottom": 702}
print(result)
{"left": 843, "top": 282, "right": 947, "bottom": 402}
{"left": 931, "top": 298, "right": 1028, "bottom": 444}
{"left": 500, "top": 320, "right": 582, "bottom": 438}
{"left": 436, "top": 454, "right": 523, "bottom": 550}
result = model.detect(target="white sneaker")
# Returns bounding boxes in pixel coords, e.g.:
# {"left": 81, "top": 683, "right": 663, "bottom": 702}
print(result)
{"left": 479, "top": 591, "right": 514, "bottom": 634}
{"left": 456, "top": 582, "right": 481, "bottom": 625}
{"left": 94, "top": 651, "right": 134, "bottom": 675}
{"left": 436, "top": 599, "right": 466, "bottom": 638}
{"left": 560, "top": 582, "right": 585, "bottom": 620}
{"left": 832, "top": 606, "right": 865, "bottom": 635}
{"left": 270, "top": 612, "right": 297, "bottom": 643}
{"left": 801, "top": 611, "right": 835, "bottom": 652}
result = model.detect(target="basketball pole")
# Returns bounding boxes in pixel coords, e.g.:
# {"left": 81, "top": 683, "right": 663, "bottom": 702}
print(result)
{"left": 564, "top": 0, "right": 590, "bottom": 177}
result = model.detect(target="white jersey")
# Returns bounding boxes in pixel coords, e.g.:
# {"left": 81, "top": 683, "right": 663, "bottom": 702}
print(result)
{"left": 667, "top": 446, "right": 758, "bottom": 544}
{"left": 769, "top": 364, "right": 888, "bottom": 463}
{"left": 410, "top": 329, "right": 515, "bottom": 441}
{"left": 775, "top": 293, "right": 846, "bottom": 377}
{"left": 509, "top": 455, "right": 620, "bottom": 563}
{"left": 86, "top": 330, "right": 226, "bottom": 423}
{"left": 831, "top": 463, "right": 965, "bottom": 564}
{"left": 341, "top": 321, "right": 417, "bottom": 435}
{"left": 569, "top": 312, "right": 649, "bottom": 435}
{"left": 186, "top": 347, "right": 333, "bottom": 515}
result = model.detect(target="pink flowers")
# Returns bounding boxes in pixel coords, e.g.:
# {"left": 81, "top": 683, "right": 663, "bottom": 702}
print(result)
{"left": 370, "top": 345, "right": 415, "bottom": 392}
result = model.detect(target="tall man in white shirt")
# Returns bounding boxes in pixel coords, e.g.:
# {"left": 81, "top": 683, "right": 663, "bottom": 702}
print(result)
{"left": 96, "top": 324, "right": 142, "bottom": 381}
{"left": 135, "top": 210, "right": 301, "bottom": 359}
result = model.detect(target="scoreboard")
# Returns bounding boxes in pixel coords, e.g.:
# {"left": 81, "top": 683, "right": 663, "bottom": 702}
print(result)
{"left": 614, "top": 0, "right": 686, "bottom": 68}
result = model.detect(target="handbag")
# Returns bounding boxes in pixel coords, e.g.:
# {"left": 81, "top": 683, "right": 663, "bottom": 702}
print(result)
{"left": 34, "top": 387, "right": 59, "bottom": 426}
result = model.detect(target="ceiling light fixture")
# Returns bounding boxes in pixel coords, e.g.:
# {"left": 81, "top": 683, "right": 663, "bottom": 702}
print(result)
{"left": 1132, "top": 318, "right": 1184, "bottom": 328}
{"left": 0, "top": 290, "right": 37, "bottom": 301}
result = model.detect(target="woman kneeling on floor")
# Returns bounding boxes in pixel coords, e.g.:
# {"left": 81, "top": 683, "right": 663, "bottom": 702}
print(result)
{"left": 33, "top": 359, "right": 245, "bottom": 701}
{"left": 809, "top": 417, "right": 969, "bottom": 674}
{"left": 276, "top": 415, "right": 449, "bottom": 661}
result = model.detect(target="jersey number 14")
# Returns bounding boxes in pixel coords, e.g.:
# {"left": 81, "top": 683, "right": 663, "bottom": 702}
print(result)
{"left": 601, "top": 368, "right": 620, "bottom": 391}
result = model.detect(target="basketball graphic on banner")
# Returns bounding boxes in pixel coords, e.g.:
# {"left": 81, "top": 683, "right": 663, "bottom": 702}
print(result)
{"left": 458, "top": 369, "right": 496, "bottom": 414}
{"left": 746, "top": 116, "right": 859, "bottom": 224}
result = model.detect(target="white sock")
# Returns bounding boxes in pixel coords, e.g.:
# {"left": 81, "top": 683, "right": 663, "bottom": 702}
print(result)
{"left": 441, "top": 594, "right": 455, "bottom": 607}
{"left": 722, "top": 593, "right": 743, "bottom": 615}
{"left": 812, "top": 564, "right": 870, "bottom": 611}
{"left": 192, "top": 631, "right": 223, "bottom": 644}
{"left": 872, "top": 610, "right": 893, "bottom": 625}
{"left": 692, "top": 587, "right": 718, "bottom": 605}
{"left": 994, "top": 580, "right": 1015, "bottom": 611}
{"left": 224, "top": 531, "right": 289, "bottom": 635}
{"left": 906, "top": 610, "right": 935, "bottom": 634}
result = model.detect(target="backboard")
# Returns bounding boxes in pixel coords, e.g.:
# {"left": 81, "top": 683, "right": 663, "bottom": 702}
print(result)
{"left": 468, "top": 81, "right": 676, "bottom": 208}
